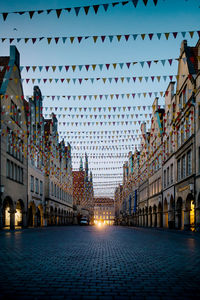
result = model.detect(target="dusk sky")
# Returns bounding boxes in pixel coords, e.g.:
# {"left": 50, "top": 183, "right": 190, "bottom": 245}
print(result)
{"left": 0, "top": 0, "right": 199, "bottom": 197}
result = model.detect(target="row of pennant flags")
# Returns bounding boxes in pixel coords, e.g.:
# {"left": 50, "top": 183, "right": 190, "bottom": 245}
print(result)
{"left": 0, "top": 0, "right": 179, "bottom": 21}
{"left": 43, "top": 113, "right": 153, "bottom": 120}
{"left": 1, "top": 92, "right": 171, "bottom": 100}
{"left": 1, "top": 30, "right": 200, "bottom": 45}
{"left": 1, "top": 56, "right": 194, "bottom": 72}
{"left": 2, "top": 74, "right": 193, "bottom": 84}
{"left": 44, "top": 105, "right": 158, "bottom": 112}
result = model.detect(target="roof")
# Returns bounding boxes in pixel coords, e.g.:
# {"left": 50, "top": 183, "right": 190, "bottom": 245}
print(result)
{"left": 94, "top": 197, "right": 114, "bottom": 206}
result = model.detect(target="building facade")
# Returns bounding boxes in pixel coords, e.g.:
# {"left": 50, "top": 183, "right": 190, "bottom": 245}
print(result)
{"left": 0, "top": 46, "right": 28, "bottom": 229}
{"left": 0, "top": 46, "right": 74, "bottom": 229}
{"left": 115, "top": 38, "right": 200, "bottom": 231}
{"left": 94, "top": 197, "right": 115, "bottom": 225}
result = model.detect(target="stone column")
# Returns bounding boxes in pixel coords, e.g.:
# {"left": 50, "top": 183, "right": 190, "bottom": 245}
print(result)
{"left": 22, "top": 211, "right": 27, "bottom": 228}
{"left": 157, "top": 212, "right": 162, "bottom": 227}
{"left": 145, "top": 214, "right": 148, "bottom": 227}
{"left": 10, "top": 209, "right": 15, "bottom": 230}
{"left": 148, "top": 214, "right": 152, "bottom": 227}
{"left": 152, "top": 213, "right": 157, "bottom": 227}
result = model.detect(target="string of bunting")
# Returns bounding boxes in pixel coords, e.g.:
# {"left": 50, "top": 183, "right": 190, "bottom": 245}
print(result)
{"left": 1, "top": 30, "right": 199, "bottom": 45}
{"left": 0, "top": 1, "right": 163, "bottom": 21}
{"left": 3, "top": 92, "right": 169, "bottom": 101}
{"left": 43, "top": 105, "right": 164, "bottom": 112}
{"left": 3, "top": 74, "right": 188, "bottom": 84}
{"left": 57, "top": 120, "right": 151, "bottom": 126}
{"left": 1, "top": 56, "right": 187, "bottom": 72}
{"left": 44, "top": 113, "right": 153, "bottom": 120}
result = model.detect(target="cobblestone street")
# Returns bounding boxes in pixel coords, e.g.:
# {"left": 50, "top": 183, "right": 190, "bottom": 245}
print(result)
{"left": 0, "top": 226, "right": 200, "bottom": 299}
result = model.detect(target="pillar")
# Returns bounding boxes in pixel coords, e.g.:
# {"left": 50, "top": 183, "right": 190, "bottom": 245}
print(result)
{"left": 10, "top": 209, "right": 15, "bottom": 230}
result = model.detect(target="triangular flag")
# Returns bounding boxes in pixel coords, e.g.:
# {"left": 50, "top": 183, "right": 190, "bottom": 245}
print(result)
{"left": 56, "top": 9, "right": 62, "bottom": 18}
{"left": 103, "top": 4, "right": 109, "bottom": 11}
{"left": 84, "top": 6, "right": 90, "bottom": 15}
{"left": 74, "top": 7, "right": 81, "bottom": 16}
{"left": 29, "top": 11, "right": 35, "bottom": 19}
{"left": 132, "top": 0, "right": 139, "bottom": 8}
{"left": 93, "top": 5, "right": 99, "bottom": 14}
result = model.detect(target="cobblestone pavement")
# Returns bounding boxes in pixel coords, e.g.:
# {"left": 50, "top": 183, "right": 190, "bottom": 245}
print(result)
{"left": 0, "top": 226, "right": 200, "bottom": 300}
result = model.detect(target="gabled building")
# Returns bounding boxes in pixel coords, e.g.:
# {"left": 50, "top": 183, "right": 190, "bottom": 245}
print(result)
{"left": 72, "top": 154, "right": 94, "bottom": 223}
{"left": 44, "top": 114, "right": 73, "bottom": 226}
{"left": 174, "top": 40, "right": 197, "bottom": 230}
{"left": 94, "top": 197, "right": 115, "bottom": 225}
{"left": 162, "top": 82, "right": 176, "bottom": 228}
{"left": 24, "top": 86, "right": 46, "bottom": 227}
{"left": 148, "top": 98, "right": 164, "bottom": 227}
{"left": 0, "top": 46, "right": 28, "bottom": 229}
{"left": 137, "top": 122, "right": 149, "bottom": 227}
{"left": 195, "top": 39, "right": 200, "bottom": 230}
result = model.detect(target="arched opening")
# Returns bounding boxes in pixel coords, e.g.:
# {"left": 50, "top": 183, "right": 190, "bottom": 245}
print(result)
{"left": 148, "top": 206, "right": 152, "bottom": 227}
{"left": 38, "top": 204, "right": 44, "bottom": 227}
{"left": 2, "top": 197, "right": 14, "bottom": 229}
{"left": 15, "top": 200, "right": 24, "bottom": 228}
{"left": 157, "top": 202, "right": 162, "bottom": 227}
{"left": 163, "top": 198, "right": 168, "bottom": 228}
{"left": 185, "top": 193, "right": 195, "bottom": 231}
{"left": 28, "top": 202, "right": 36, "bottom": 227}
{"left": 153, "top": 205, "right": 157, "bottom": 227}
{"left": 176, "top": 197, "right": 183, "bottom": 229}
{"left": 168, "top": 196, "right": 175, "bottom": 229}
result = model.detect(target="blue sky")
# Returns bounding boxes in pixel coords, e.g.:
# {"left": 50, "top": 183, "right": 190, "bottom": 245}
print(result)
{"left": 0, "top": 0, "right": 199, "bottom": 197}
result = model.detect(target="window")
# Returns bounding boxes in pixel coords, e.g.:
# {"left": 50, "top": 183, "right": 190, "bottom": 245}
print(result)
{"left": 31, "top": 176, "right": 34, "bottom": 192}
{"left": 166, "top": 167, "right": 169, "bottom": 186}
{"left": 6, "top": 160, "right": 10, "bottom": 178}
{"left": 182, "top": 155, "right": 186, "bottom": 178}
{"left": 40, "top": 181, "right": 43, "bottom": 196}
{"left": 35, "top": 178, "right": 39, "bottom": 194}
{"left": 183, "top": 86, "right": 187, "bottom": 105}
{"left": 187, "top": 150, "right": 192, "bottom": 176}
{"left": 170, "top": 164, "right": 173, "bottom": 183}
{"left": 177, "top": 159, "right": 181, "bottom": 181}
{"left": 164, "top": 170, "right": 166, "bottom": 188}
{"left": 54, "top": 184, "right": 56, "bottom": 197}
{"left": 188, "top": 114, "right": 192, "bottom": 138}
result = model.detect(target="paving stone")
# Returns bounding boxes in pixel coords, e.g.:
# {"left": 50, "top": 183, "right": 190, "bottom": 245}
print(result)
{"left": 0, "top": 226, "right": 200, "bottom": 299}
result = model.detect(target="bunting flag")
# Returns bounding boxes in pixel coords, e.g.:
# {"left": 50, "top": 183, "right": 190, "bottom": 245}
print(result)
{"left": 1, "top": 30, "right": 199, "bottom": 44}
{"left": 5, "top": 74, "right": 185, "bottom": 85}
{"left": 1, "top": 0, "right": 183, "bottom": 21}
{"left": 1, "top": 56, "right": 186, "bottom": 73}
